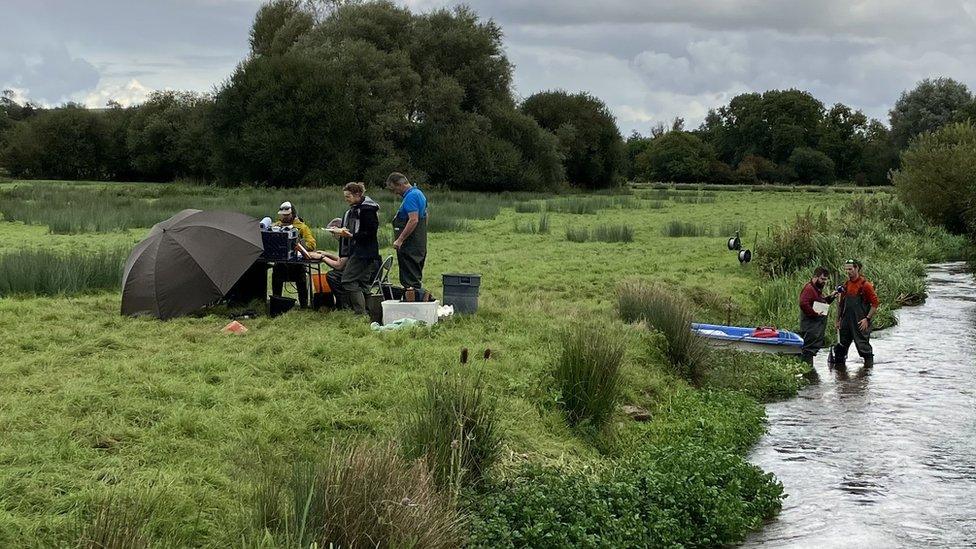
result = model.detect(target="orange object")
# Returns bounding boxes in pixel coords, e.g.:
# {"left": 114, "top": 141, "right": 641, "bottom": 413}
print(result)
{"left": 312, "top": 272, "right": 331, "bottom": 293}
{"left": 222, "top": 320, "right": 248, "bottom": 334}
{"left": 751, "top": 327, "right": 779, "bottom": 338}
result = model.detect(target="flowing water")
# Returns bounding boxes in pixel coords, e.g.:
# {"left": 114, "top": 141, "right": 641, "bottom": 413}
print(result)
{"left": 744, "top": 263, "right": 976, "bottom": 548}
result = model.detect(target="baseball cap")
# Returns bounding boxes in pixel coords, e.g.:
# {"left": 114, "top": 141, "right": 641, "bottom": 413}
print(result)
{"left": 278, "top": 201, "right": 293, "bottom": 215}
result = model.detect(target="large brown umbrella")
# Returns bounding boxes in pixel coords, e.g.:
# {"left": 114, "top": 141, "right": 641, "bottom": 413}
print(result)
{"left": 122, "top": 209, "right": 264, "bottom": 319}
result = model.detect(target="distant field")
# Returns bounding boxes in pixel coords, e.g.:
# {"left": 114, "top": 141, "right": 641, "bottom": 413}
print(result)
{"left": 0, "top": 181, "right": 871, "bottom": 544}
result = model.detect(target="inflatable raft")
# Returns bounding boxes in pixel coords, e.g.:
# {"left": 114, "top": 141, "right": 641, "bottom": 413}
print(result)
{"left": 691, "top": 323, "right": 804, "bottom": 354}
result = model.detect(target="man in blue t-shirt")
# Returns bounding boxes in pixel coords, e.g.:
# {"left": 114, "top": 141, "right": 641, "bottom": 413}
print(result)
{"left": 386, "top": 172, "right": 428, "bottom": 290}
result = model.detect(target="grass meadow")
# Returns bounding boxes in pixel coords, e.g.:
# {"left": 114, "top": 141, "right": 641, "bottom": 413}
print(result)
{"left": 0, "top": 181, "right": 963, "bottom": 546}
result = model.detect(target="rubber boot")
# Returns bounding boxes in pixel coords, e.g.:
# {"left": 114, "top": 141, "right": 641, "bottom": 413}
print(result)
{"left": 862, "top": 355, "right": 874, "bottom": 368}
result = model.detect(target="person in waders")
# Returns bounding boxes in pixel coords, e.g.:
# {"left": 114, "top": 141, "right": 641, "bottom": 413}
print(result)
{"left": 386, "top": 172, "right": 428, "bottom": 291}
{"left": 331, "top": 182, "right": 381, "bottom": 315}
{"left": 798, "top": 266, "right": 840, "bottom": 366}
{"left": 829, "top": 259, "right": 879, "bottom": 368}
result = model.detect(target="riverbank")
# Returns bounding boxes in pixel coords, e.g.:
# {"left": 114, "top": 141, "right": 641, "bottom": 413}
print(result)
{"left": 0, "top": 182, "right": 964, "bottom": 546}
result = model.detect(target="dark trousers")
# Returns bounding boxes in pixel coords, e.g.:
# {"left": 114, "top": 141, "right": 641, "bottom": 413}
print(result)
{"left": 397, "top": 249, "right": 426, "bottom": 289}
{"left": 271, "top": 264, "right": 307, "bottom": 308}
{"left": 832, "top": 321, "right": 873, "bottom": 361}
{"left": 330, "top": 257, "right": 380, "bottom": 315}
{"left": 799, "top": 315, "right": 827, "bottom": 360}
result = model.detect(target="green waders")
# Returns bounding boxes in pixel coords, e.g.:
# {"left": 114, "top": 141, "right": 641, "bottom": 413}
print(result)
{"left": 393, "top": 215, "right": 428, "bottom": 290}
{"left": 799, "top": 313, "right": 827, "bottom": 364}
{"left": 339, "top": 256, "right": 381, "bottom": 315}
{"left": 832, "top": 292, "right": 873, "bottom": 363}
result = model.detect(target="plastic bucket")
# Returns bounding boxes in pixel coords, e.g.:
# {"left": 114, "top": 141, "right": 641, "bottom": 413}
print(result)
{"left": 311, "top": 272, "right": 330, "bottom": 293}
{"left": 442, "top": 273, "right": 481, "bottom": 314}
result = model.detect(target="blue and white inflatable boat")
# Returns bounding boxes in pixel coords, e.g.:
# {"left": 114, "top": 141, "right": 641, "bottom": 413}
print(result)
{"left": 691, "top": 323, "right": 804, "bottom": 354}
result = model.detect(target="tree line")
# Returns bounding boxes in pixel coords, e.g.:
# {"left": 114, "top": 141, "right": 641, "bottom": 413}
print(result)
{"left": 1, "top": 0, "right": 975, "bottom": 189}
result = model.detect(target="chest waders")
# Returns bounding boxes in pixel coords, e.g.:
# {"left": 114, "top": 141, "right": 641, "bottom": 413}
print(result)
{"left": 799, "top": 311, "right": 828, "bottom": 363}
{"left": 393, "top": 214, "right": 427, "bottom": 290}
{"left": 831, "top": 291, "right": 874, "bottom": 363}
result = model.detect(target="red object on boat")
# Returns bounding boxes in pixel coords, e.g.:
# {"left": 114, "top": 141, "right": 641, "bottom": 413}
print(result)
{"left": 751, "top": 326, "right": 779, "bottom": 338}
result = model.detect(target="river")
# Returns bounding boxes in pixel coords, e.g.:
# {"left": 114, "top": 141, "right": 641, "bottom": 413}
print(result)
{"left": 744, "top": 263, "right": 976, "bottom": 548}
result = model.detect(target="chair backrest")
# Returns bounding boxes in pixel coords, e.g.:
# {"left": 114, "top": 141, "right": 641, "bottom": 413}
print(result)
{"left": 369, "top": 255, "right": 394, "bottom": 295}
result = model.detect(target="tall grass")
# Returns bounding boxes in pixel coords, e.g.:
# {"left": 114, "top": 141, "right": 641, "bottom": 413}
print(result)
{"left": 403, "top": 374, "right": 502, "bottom": 490}
{"left": 427, "top": 215, "right": 471, "bottom": 233}
{"left": 662, "top": 220, "right": 713, "bottom": 237}
{"left": 565, "top": 227, "right": 590, "bottom": 242}
{"left": 0, "top": 248, "right": 126, "bottom": 296}
{"left": 592, "top": 224, "right": 634, "bottom": 242}
{"left": 249, "top": 442, "right": 463, "bottom": 549}
{"left": 547, "top": 196, "right": 599, "bottom": 214}
{"left": 517, "top": 213, "right": 550, "bottom": 235}
{"left": 554, "top": 323, "right": 625, "bottom": 427}
{"left": 618, "top": 281, "right": 708, "bottom": 382}
{"left": 565, "top": 224, "right": 634, "bottom": 243}
{"left": 72, "top": 491, "right": 161, "bottom": 549}
{"left": 514, "top": 201, "right": 543, "bottom": 213}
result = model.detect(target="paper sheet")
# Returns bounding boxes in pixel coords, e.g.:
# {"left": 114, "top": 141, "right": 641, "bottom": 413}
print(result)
{"left": 813, "top": 301, "right": 830, "bottom": 316}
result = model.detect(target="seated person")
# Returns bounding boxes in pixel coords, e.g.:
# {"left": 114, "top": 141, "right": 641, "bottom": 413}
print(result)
{"left": 271, "top": 201, "right": 316, "bottom": 308}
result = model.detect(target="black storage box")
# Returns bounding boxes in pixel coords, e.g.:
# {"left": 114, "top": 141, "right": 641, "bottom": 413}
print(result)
{"left": 261, "top": 229, "right": 298, "bottom": 261}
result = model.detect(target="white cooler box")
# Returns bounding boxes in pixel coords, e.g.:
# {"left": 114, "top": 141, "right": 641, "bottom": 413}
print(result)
{"left": 381, "top": 300, "right": 439, "bottom": 325}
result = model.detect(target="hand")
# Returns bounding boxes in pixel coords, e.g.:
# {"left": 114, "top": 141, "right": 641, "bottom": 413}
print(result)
{"left": 858, "top": 318, "right": 870, "bottom": 332}
{"left": 393, "top": 238, "right": 403, "bottom": 251}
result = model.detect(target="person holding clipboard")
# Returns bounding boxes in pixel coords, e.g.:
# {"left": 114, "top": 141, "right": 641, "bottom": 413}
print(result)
{"left": 798, "top": 266, "right": 840, "bottom": 366}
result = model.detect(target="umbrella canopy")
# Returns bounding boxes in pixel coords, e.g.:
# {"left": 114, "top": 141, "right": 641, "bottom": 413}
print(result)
{"left": 122, "top": 209, "right": 264, "bottom": 319}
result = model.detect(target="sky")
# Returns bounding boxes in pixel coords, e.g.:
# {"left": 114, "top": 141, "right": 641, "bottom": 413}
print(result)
{"left": 3, "top": 0, "right": 976, "bottom": 135}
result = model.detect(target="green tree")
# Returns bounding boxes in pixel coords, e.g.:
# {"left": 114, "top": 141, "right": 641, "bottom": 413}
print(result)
{"left": 624, "top": 131, "right": 651, "bottom": 181}
{"left": 249, "top": 0, "right": 315, "bottom": 57}
{"left": 127, "top": 91, "right": 213, "bottom": 181}
{"left": 889, "top": 77, "right": 974, "bottom": 148}
{"left": 789, "top": 146, "right": 835, "bottom": 185}
{"left": 818, "top": 103, "right": 869, "bottom": 180}
{"left": 521, "top": 90, "right": 624, "bottom": 188}
{"left": 1, "top": 104, "right": 110, "bottom": 180}
{"left": 212, "top": 0, "right": 563, "bottom": 189}
{"left": 635, "top": 131, "right": 715, "bottom": 183}
{"left": 858, "top": 120, "right": 898, "bottom": 185}
{"left": 893, "top": 121, "right": 976, "bottom": 234}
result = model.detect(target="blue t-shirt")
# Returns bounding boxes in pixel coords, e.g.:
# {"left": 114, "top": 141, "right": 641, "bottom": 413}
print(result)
{"left": 396, "top": 186, "right": 428, "bottom": 220}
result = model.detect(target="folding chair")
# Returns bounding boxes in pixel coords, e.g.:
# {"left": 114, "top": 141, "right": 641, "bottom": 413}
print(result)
{"left": 368, "top": 255, "right": 395, "bottom": 300}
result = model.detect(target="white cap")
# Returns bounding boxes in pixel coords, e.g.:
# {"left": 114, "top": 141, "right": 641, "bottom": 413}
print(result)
{"left": 278, "top": 201, "right": 293, "bottom": 215}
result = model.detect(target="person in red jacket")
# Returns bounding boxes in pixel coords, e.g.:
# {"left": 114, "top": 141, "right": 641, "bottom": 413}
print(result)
{"left": 829, "top": 259, "right": 880, "bottom": 367}
{"left": 798, "top": 266, "right": 840, "bottom": 365}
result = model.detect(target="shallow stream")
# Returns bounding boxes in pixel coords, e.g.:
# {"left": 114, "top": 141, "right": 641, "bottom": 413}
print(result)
{"left": 744, "top": 263, "right": 976, "bottom": 548}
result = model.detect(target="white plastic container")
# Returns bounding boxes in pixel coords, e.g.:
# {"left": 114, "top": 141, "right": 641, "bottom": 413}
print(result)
{"left": 381, "top": 300, "right": 439, "bottom": 325}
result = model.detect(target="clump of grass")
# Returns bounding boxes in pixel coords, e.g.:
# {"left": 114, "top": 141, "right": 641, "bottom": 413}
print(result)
{"left": 719, "top": 221, "right": 747, "bottom": 236}
{"left": 565, "top": 227, "right": 590, "bottom": 242}
{"left": 72, "top": 491, "right": 158, "bottom": 549}
{"left": 645, "top": 200, "right": 667, "bottom": 209}
{"left": 592, "top": 223, "right": 634, "bottom": 243}
{"left": 618, "top": 281, "right": 708, "bottom": 382}
{"left": 517, "top": 213, "right": 550, "bottom": 235}
{"left": 250, "top": 442, "right": 463, "bottom": 549}
{"left": 662, "top": 220, "right": 713, "bottom": 237}
{"left": 554, "top": 323, "right": 625, "bottom": 427}
{"left": 427, "top": 215, "right": 471, "bottom": 233}
{"left": 514, "top": 201, "right": 543, "bottom": 213}
{"left": 546, "top": 197, "right": 599, "bottom": 214}
{"left": 403, "top": 373, "right": 502, "bottom": 490}
{"left": 0, "top": 248, "right": 126, "bottom": 296}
